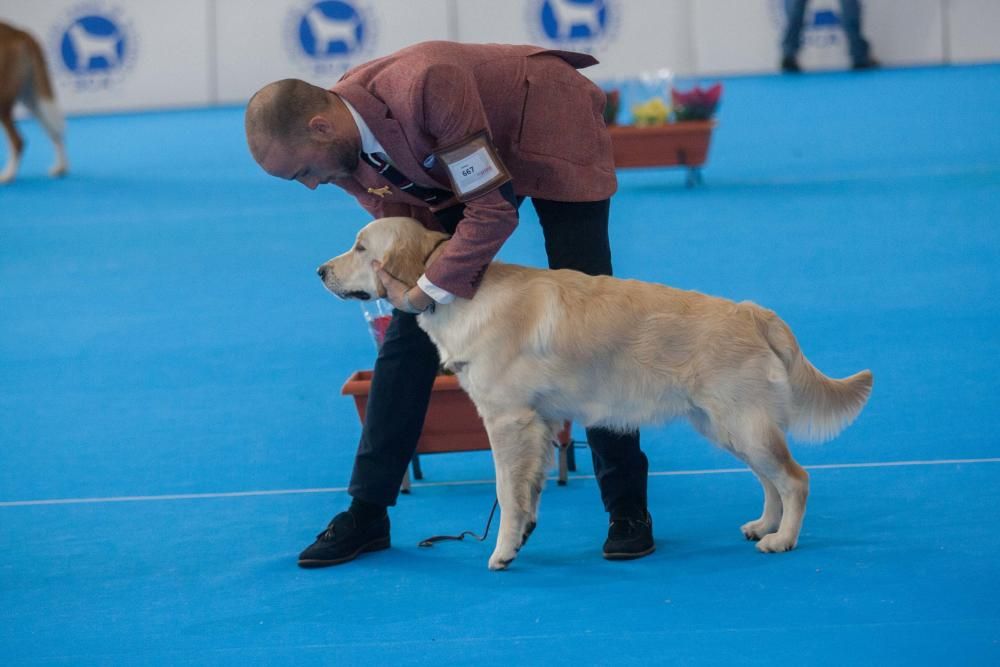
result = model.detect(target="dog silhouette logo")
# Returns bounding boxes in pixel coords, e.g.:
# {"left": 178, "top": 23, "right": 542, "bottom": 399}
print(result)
{"left": 543, "top": 0, "right": 606, "bottom": 41}
{"left": 285, "top": 0, "right": 375, "bottom": 78}
{"left": 51, "top": 4, "right": 136, "bottom": 90}
{"left": 528, "top": 0, "right": 618, "bottom": 53}
{"left": 297, "top": 1, "right": 365, "bottom": 57}
{"left": 60, "top": 15, "right": 125, "bottom": 73}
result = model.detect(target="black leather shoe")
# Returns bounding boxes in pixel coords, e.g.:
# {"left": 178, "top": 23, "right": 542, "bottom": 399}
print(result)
{"left": 852, "top": 57, "right": 880, "bottom": 71}
{"left": 298, "top": 510, "right": 390, "bottom": 568}
{"left": 603, "top": 510, "right": 655, "bottom": 560}
{"left": 781, "top": 56, "right": 801, "bottom": 73}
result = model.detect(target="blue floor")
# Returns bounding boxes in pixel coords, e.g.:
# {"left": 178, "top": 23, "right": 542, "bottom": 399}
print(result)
{"left": 2, "top": 65, "right": 999, "bottom": 664}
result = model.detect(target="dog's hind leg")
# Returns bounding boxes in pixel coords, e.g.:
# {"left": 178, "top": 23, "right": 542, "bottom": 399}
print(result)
{"left": 21, "top": 96, "right": 67, "bottom": 178}
{"left": 693, "top": 406, "right": 807, "bottom": 551}
{"left": 736, "top": 421, "right": 808, "bottom": 553}
{"left": 740, "top": 471, "right": 783, "bottom": 541}
{"left": 483, "top": 409, "right": 554, "bottom": 570}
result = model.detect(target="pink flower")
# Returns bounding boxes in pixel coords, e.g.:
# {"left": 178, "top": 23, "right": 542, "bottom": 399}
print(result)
{"left": 671, "top": 83, "right": 722, "bottom": 121}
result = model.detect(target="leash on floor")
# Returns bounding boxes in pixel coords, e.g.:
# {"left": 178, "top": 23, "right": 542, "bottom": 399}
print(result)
{"left": 418, "top": 497, "right": 499, "bottom": 547}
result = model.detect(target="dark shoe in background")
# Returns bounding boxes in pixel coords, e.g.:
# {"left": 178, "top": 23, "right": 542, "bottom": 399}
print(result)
{"left": 298, "top": 510, "right": 390, "bottom": 568}
{"left": 603, "top": 509, "right": 655, "bottom": 560}
{"left": 781, "top": 55, "right": 801, "bottom": 73}
{"left": 852, "top": 57, "right": 880, "bottom": 71}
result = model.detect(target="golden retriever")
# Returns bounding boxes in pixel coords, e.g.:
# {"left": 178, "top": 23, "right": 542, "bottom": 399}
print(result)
{"left": 318, "top": 217, "right": 873, "bottom": 570}
{"left": 0, "top": 21, "right": 68, "bottom": 184}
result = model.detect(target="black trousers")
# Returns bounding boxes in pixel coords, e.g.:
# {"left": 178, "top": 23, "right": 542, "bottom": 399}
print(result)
{"left": 348, "top": 197, "right": 648, "bottom": 514}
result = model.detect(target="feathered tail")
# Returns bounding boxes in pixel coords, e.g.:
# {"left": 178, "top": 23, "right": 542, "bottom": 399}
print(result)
{"left": 756, "top": 308, "right": 873, "bottom": 442}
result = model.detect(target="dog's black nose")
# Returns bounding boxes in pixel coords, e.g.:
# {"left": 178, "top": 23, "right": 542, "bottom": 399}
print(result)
{"left": 317, "top": 266, "right": 328, "bottom": 280}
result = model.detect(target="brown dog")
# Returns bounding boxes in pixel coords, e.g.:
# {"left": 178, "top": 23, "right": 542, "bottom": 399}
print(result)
{"left": 0, "top": 21, "right": 68, "bottom": 184}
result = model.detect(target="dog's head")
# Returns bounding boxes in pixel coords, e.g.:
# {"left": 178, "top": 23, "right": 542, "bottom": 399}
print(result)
{"left": 316, "top": 216, "right": 449, "bottom": 301}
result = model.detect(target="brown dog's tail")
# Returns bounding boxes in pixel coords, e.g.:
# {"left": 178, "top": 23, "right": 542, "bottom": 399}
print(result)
{"left": 755, "top": 308, "right": 873, "bottom": 443}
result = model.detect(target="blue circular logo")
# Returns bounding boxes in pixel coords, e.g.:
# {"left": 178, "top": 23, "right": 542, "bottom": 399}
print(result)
{"left": 297, "top": 1, "right": 365, "bottom": 58}
{"left": 60, "top": 15, "right": 126, "bottom": 73}
{"left": 539, "top": 0, "right": 607, "bottom": 42}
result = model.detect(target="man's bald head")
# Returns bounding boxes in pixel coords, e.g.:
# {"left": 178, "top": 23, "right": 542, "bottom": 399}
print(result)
{"left": 245, "top": 79, "right": 332, "bottom": 161}
{"left": 244, "top": 78, "right": 362, "bottom": 187}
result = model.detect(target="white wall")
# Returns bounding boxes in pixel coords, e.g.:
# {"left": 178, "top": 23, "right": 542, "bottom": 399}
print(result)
{"left": 946, "top": 0, "right": 1000, "bottom": 64}
{"left": 0, "top": 0, "right": 996, "bottom": 116}
{"left": 454, "top": 0, "right": 695, "bottom": 80}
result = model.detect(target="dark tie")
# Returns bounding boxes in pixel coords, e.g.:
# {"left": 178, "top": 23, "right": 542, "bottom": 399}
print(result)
{"left": 360, "top": 152, "right": 452, "bottom": 205}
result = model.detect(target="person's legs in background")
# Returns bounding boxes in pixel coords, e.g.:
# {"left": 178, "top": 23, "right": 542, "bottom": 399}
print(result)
{"left": 839, "top": 0, "right": 876, "bottom": 69}
{"left": 532, "top": 197, "right": 654, "bottom": 560}
{"left": 781, "top": 0, "right": 809, "bottom": 72}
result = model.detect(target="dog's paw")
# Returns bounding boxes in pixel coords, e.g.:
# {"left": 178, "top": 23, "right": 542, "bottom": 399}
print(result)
{"left": 488, "top": 551, "right": 515, "bottom": 570}
{"left": 756, "top": 533, "right": 797, "bottom": 553}
{"left": 741, "top": 519, "right": 779, "bottom": 541}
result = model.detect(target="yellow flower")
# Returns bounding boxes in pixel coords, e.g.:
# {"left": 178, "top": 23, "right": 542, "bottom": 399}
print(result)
{"left": 631, "top": 97, "right": 671, "bottom": 127}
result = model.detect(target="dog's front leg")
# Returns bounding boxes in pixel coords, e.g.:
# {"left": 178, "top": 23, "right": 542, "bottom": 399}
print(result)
{"left": 483, "top": 409, "right": 553, "bottom": 570}
{"left": 0, "top": 110, "right": 23, "bottom": 184}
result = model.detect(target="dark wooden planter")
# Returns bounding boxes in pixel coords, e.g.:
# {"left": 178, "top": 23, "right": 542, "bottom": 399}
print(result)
{"left": 609, "top": 120, "right": 716, "bottom": 186}
{"left": 342, "top": 370, "right": 575, "bottom": 489}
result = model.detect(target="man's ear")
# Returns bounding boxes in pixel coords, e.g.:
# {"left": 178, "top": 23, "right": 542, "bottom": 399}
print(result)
{"left": 307, "top": 114, "right": 333, "bottom": 138}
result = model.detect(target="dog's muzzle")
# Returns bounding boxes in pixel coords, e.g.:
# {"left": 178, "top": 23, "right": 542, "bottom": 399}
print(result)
{"left": 316, "top": 265, "right": 372, "bottom": 301}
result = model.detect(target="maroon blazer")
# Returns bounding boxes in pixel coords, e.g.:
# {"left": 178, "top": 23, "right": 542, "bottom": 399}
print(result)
{"left": 330, "top": 41, "right": 617, "bottom": 299}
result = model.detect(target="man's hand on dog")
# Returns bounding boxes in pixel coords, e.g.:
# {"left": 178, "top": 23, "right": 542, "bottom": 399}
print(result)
{"left": 372, "top": 261, "right": 434, "bottom": 314}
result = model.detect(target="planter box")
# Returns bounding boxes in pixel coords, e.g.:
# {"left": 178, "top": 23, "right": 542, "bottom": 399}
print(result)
{"left": 608, "top": 120, "right": 716, "bottom": 185}
{"left": 342, "top": 370, "right": 575, "bottom": 489}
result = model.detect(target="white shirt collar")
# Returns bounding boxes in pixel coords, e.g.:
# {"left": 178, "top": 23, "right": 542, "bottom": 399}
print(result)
{"left": 339, "top": 95, "right": 386, "bottom": 157}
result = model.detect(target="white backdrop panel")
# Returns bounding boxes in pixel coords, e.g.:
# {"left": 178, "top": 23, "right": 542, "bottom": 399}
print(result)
{"left": 692, "top": 0, "right": 782, "bottom": 75}
{"left": 864, "top": 0, "right": 943, "bottom": 66}
{"left": 214, "top": 0, "right": 453, "bottom": 106}
{"left": 946, "top": 0, "right": 1000, "bottom": 63}
{"left": 1, "top": 0, "right": 212, "bottom": 114}
{"left": 453, "top": 0, "right": 695, "bottom": 80}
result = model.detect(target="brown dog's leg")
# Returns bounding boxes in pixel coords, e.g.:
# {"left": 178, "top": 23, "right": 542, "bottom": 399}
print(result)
{"left": 0, "top": 34, "right": 25, "bottom": 184}
{"left": 0, "top": 104, "right": 24, "bottom": 184}
{"left": 22, "top": 95, "right": 67, "bottom": 178}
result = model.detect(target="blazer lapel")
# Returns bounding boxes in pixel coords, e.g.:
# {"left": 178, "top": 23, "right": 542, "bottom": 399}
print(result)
{"left": 335, "top": 82, "right": 451, "bottom": 191}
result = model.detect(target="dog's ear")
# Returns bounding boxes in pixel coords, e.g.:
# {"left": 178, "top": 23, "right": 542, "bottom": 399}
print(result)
{"left": 381, "top": 224, "right": 450, "bottom": 286}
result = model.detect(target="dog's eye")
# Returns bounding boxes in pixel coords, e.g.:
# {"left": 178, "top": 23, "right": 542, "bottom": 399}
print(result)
{"left": 355, "top": 243, "right": 366, "bottom": 252}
